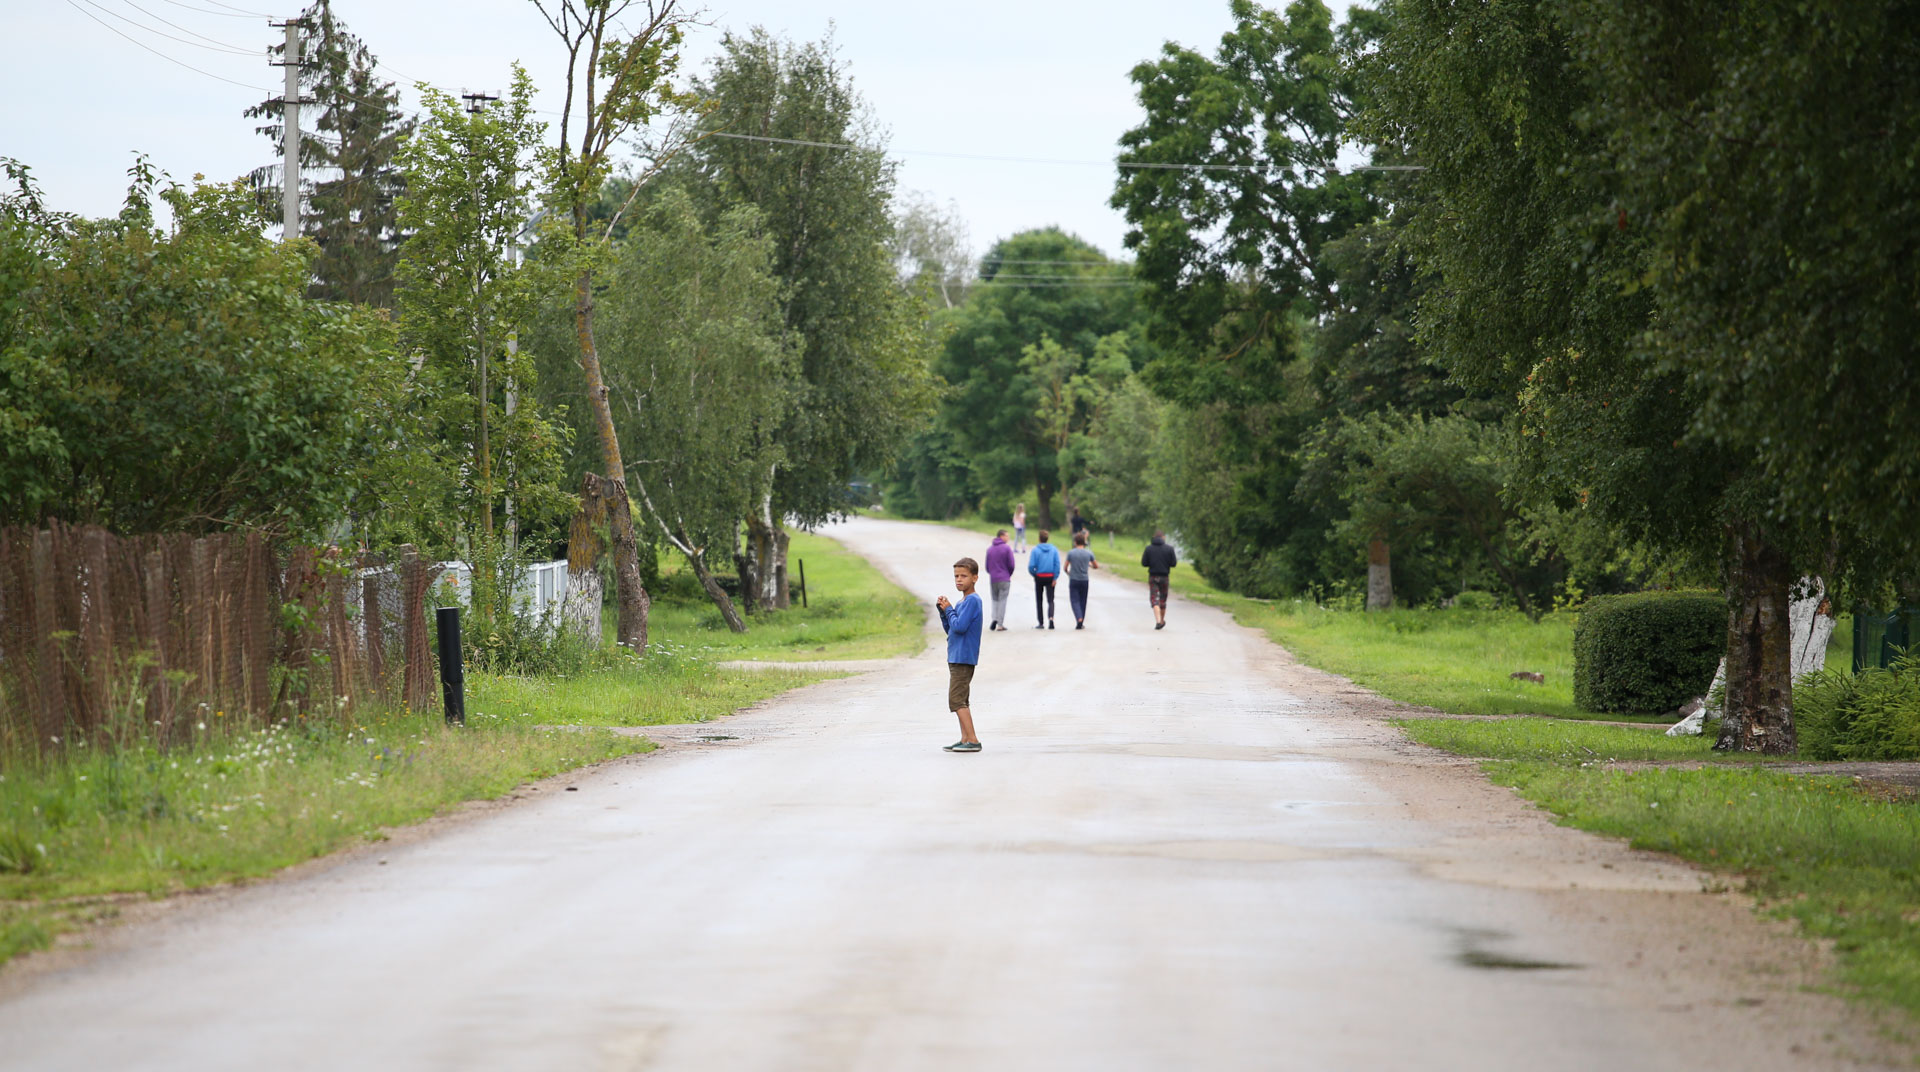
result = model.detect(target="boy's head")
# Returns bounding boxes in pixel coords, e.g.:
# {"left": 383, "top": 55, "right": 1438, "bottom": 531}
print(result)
{"left": 953, "top": 557, "right": 979, "bottom": 593}
{"left": 1038, "top": 529, "right": 1051, "bottom": 543}
{"left": 995, "top": 529, "right": 1007, "bottom": 539}
{"left": 1073, "top": 531, "right": 1088, "bottom": 547}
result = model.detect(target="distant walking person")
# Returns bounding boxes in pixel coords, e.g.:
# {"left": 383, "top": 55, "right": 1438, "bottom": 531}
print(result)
{"left": 1069, "top": 506, "right": 1091, "bottom": 540}
{"left": 1065, "top": 530, "right": 1100, "bottom": 629}
{"left": 1012, "top": 503, "right": 1028, "bottom": 553}
{"left": 1141, "top": 531, "right": 1178, "bottom": 630}
{"left": 985, "top": 529, "right": 1015, "bottom": 631}
{"left": 936, "top": 557, "right": 984, "bottom": 753}
{"left": 1028, "top": 529, "right": 1061, "bottom": 630}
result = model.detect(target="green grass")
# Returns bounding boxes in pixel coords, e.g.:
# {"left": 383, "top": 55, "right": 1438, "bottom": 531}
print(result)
{"left": 642, "top": 529, "right": 924, "bottom": 663}
{"left": 0, "top": 708, "right": 650, "bottom": 964}
{"left": 1397, "top": 716, "right": 1740, "bottom": 763}
{"left": 468, "top": 644, "right": 833, "bottom": 727}
{"left": 1405, "top": 716, "right": 1920, "bottom": 1020}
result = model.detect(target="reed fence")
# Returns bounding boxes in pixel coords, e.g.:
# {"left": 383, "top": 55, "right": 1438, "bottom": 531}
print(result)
{"left": 0, "top": 523, "right": 442, "bottom": 756}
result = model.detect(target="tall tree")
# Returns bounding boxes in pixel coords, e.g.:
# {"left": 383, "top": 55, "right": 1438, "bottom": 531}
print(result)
{"left": 892, "top": 191, "right": 974, "bottom": 309}
{"left": 534, "top": 0, "right": 699, "bottom": 653}
{"left": 1109, "top": 0, "right": 1394, "bottom": 598}
{"left": 684, "top": 28, "right": 937, "bottom": 610}
{"left": 1366, "top": 0, "right": 1858, "bottom": 752}
{"left": 937, "top": 229, "right": 1140, "bottom": 530}
{"left": 390, "top": 69, "right": 573, "bottom": 567}
{"left": 599, "top": 189, "right": 795, "bottom": 631}
{"left": 247, "top": 0, "right": 413, "bottom": 305}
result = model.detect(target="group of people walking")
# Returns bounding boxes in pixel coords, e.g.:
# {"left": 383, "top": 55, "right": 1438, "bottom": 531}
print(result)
{"left": 934, "top": 510, "right": 1181, "bottom": 753}
{"left": 985, "top": 526, "right": 1099, "bottom": 630}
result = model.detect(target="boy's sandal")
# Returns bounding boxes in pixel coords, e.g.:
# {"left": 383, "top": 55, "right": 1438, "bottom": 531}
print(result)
{"left": 943, "top": 741, "right": 983, "bottom": 753}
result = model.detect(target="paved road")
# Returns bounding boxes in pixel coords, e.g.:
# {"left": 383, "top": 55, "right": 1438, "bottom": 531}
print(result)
{"left": 0, "top": 518, "right": 1881, "bottom": 1070}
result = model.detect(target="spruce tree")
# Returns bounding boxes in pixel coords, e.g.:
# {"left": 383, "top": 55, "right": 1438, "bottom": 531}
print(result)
{"left": 247, "top": 0, "right": 412, "bottom": 306}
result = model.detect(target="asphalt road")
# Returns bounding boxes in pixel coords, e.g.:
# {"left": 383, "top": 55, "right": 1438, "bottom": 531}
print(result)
{"left": 0, "top": 517, "right": 1881, "bottom": 1070}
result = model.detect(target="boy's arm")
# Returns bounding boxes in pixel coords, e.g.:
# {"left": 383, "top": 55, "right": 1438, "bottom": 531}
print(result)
{"left": 937, "top": 602, "right": 953, "bottom": 634}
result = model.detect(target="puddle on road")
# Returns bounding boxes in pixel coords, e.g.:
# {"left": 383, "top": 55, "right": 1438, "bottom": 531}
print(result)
{"left": 696, "top": 735, "right": 738, "bottom": 742}
{"left": 1449, "top": 926, "right": 1583, "bottom": 972}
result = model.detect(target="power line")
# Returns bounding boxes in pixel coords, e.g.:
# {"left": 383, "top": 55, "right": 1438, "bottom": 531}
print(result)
{"left": 154, "top": 0, "right": 263, "bottom": 16}
{"left": 202, "top": 0, "right": 270, "bottom": 14}
{"left": 78, "top": 0, "right": 258, "bottom": 55}
{"left": 62, "top": 0, "right": 267, "bottom": 90}
{"left": 980, "top": 259, "right": 1131, "bottom": 266}
{"left": 117, "top": 0, "right": 264, "bottom": 51}
{"left": 703, "top": 129, "right": 1425, "bottom": 173}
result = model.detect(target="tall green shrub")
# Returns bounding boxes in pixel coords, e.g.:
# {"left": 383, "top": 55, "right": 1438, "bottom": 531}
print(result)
{"left": 1573, "top": 591, "right": 1722, "bottom": 714}
{"left": 1795, "top": 654, "right": 1920, "bottom": 761}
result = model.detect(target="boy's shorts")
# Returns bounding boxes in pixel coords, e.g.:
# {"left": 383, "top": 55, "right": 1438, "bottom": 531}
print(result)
{"left": 947, "top": 662, "right": 975, "bottom": 711}
{"left": 1148, "top": 575, "right": 1170, "bottom": 608}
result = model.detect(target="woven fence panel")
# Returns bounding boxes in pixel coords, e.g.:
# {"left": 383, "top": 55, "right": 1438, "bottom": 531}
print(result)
{"left": 0, "top": 524, "right": 438, "bottom": 757}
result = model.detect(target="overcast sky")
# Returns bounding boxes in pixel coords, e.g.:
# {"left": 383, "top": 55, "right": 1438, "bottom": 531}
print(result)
{"left": 3, "top": 0, "right": 1355, "bottom": 260}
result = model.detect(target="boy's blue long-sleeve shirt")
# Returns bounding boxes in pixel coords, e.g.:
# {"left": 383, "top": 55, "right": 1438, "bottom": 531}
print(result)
{"left": 939, "top": 592, "right": 983, "bottom": 665}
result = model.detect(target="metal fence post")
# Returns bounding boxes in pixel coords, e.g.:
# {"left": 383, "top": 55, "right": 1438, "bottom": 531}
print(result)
{"left": 798, "top": 558, "right": 808, "bottom": 608}
{"left": 435, "top": 606, "right": 465, "bottom": 726}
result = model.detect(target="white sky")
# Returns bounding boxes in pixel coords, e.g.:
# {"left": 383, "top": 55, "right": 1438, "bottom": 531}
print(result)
{"left": 2, "top": 0, "right": 1355, "bottom": 259}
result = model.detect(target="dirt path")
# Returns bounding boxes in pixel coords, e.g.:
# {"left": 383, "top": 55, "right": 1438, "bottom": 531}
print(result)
{"left": 0, "top": 516, "right": 1906, "bottom": 1070}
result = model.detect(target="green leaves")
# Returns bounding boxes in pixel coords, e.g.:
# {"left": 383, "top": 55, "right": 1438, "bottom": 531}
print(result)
{"left": 0, "top": 173, "right": 400, "bottom": 536}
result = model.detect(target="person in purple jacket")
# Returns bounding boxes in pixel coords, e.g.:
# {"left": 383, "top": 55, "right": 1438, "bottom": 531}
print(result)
{"left": 984, "top": 529, "right": 1016, "bottom": 631}
{"left": 936, "top": 557, "right": 984, "bottom": 753}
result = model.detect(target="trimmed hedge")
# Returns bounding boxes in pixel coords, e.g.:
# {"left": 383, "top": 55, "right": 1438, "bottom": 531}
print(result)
{"left": 1573, "top": 590, "right": 1724, "bottom": 714}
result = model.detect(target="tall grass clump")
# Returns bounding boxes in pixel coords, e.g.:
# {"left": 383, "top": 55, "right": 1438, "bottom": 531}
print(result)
{"left": 0, "top": 702, "right": 651, "bottom": 965}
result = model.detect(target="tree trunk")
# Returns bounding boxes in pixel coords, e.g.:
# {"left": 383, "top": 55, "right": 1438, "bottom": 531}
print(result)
{"left": 771, "top": 525, "right": 791, "bottom": 610}
{"left": 1035, "top": 482, "right": 1055, "bottom": 533}
{"left": 1366, "top": 536, "right": 1393, "bottom": 611}
{"left": 580, "top": 473, "right": 650, "bottom": 653}
{"left": 573, "top": 271, "right": 649, "bottom": 652}
{"left": 1714, "top": 523, "right": 1796, "bottom": 754}
{"left": 680, "top": 539, "right": 747, "bottom": 633}
{"left": 742, "top": 493, "right": 784, "bottom": 612}
{"left": 1789, "top": 576, "right": 1837, "bottom": 680}
{"left": 732, "top": 530, "right": 759, "bottom": 617}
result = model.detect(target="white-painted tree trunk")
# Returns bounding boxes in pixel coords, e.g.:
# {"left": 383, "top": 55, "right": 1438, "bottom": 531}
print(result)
{"left": 1669, "top": 576, "right": 1833, "bottom": 738}
{"left": 1366, "top": 537, "right": 1393, "bottom": 611}
{"left": 1789, "top": 576, "right": 1837, "bottom": 680}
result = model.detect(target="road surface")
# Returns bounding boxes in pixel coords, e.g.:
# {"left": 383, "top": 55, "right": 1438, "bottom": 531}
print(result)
{"left": 0, "top": 517, "right": 1893, "bottom": 1070}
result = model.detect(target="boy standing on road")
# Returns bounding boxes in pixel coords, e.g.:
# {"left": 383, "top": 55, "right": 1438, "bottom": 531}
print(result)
{"left": 936, "top": 557, "right": 984, "bottom": 753}
{"left": 1141, "top": 531, "right": 1177, "bottom": 630}
{"left": 985, "top": 530, "right": 1015, "bottom": 631}
{"left": 1027, "top": 530, "right": 1062, "bottom": 630}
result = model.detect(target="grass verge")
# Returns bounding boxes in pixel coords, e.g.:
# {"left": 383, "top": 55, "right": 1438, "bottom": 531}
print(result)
{"left": 2, "top": 612, "right": 861, "bottom": 967}
{"left": 468, "top": 643, "right": 834, "bottom": 727}
{"left": 1403, "top": 716, "right": 1920, "bottom": 1019}
{"left": 642, "top": 529, "right": 924, "bottom": 663}
{"left": 0, "top": 710, "right": 648, "bottom": 966}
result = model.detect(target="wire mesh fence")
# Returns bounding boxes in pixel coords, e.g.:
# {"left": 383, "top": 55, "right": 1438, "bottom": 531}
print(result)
{"left": 0, "top": 523, "right": 443, "bottom": 758}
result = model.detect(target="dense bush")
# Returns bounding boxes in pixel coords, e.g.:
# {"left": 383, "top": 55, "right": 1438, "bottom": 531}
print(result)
{"left": 1573, "top": 590, "right": 1723, "bottom": 714}
{"left": 1794, "top": 654, "right": 1920, "bottom": 760}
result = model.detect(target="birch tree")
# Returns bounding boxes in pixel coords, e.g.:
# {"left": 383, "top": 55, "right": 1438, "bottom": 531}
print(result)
{"left": 598, "top": 188, "right": 793, "bottom": 631}
{"left": 533, "top": 0, "right": 700, "bottom": 654}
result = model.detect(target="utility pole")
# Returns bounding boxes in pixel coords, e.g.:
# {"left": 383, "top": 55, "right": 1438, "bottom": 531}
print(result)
{"left": 461, "top": 92, "right": 501, "bottom": 541}
{"left": 271, "top": 17, "right": 308, "bottom": 241}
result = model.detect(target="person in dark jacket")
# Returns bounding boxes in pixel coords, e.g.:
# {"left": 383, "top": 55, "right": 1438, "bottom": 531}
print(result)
{"left": 1140, "top": 531, "right": 1178, "bottom": 630}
